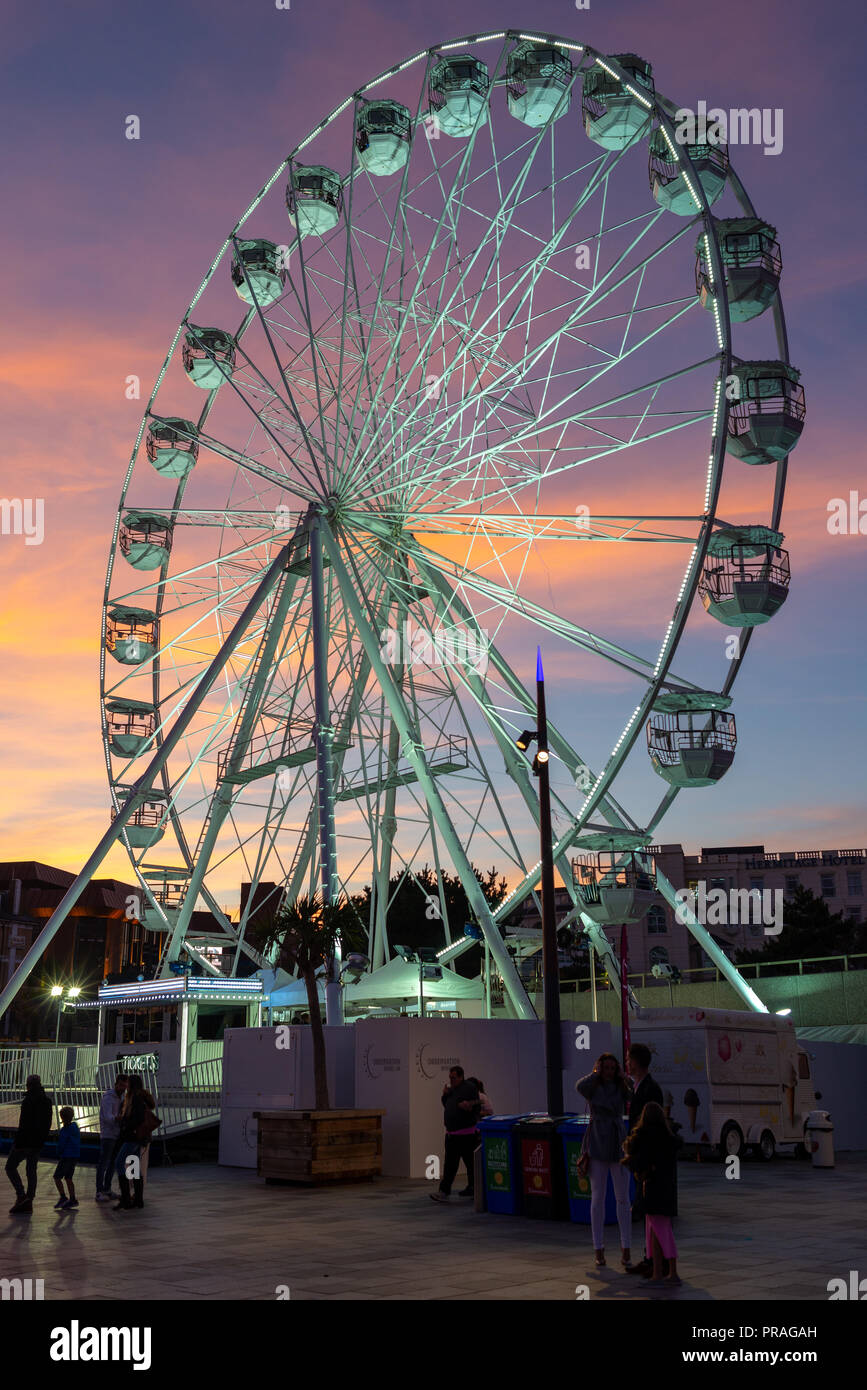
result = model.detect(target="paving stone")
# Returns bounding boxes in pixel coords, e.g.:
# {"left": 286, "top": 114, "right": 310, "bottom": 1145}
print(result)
{"left": 0, "top": 1152, "right": 863, "bottom": 1301}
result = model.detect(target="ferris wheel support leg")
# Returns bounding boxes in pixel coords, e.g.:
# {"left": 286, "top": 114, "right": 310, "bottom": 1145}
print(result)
{"left": 414, "top": 557, "right": 635, "bottom": 1000}
{"left": 309, "top": 515, "right": 342, "bottom": 1025}
{"left": 372, "top": 556, "right": 415, "bottom": 971}
{"left": 0, "top": 540, "right": 293, "bottom": 1020}
{"left": 653, "top": 868, "right": 767, "bottom": 1015}
{"left": 322, "top": 522, "right": 535, "bottom": 1021}
{"left": 158, "top": 564, "right": 302, "bottom": 975}
{"left": 372, "top": 719, "right": 401, "bottom": 971}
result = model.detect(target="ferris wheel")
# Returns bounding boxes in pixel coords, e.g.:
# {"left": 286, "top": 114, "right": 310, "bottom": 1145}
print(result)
{"left": 85, "top": 31, "right": 805, "bottom": 1020}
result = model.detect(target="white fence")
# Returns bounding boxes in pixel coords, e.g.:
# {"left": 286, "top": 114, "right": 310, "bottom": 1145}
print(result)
{"left": 0, "top": 1046, "right": 98, "bottom": 1100}
{"left": 1, "top": 1052, "right": 223, "bottom": 1138}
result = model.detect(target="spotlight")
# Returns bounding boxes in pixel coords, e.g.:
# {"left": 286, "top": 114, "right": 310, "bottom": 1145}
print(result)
{"left": 516, "top": 729, "right": 536, "bottom": 751}
{"left": 341, "top": 952, "right": 369, "bottom": 983}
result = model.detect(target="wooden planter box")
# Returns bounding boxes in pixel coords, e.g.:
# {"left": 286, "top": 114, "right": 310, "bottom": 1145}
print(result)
{"left": 254, "top": 1109, "right": 385, "bottom": 1185}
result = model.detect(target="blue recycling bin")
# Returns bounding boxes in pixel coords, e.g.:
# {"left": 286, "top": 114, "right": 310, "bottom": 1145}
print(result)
{"left": 478, "top": 1115, "right": 530, "bottom": 1214}
{"left": 558, "top": 1116, "right": 635, "bottom": 1225}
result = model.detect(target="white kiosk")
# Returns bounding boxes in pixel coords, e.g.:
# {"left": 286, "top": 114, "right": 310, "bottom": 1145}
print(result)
{"left": 89, "top": 975, "right": 263, "bottom": 1085}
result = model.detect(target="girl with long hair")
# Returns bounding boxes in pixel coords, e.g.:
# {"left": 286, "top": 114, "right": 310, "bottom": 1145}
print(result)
{"left": 622, "top": 1100, "right": 682, "bottom": 1284}
{"left": 575, "top": 1053, "right": 632, "bottom": 1267}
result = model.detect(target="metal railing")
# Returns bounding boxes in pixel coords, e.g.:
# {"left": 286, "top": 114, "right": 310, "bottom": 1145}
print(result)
{"left": 1, "top": 1053, "right": 223, "bottom": 1138}
{"left": 522, "top": 952, "right": 867, "bottom": 995}
{"left": 0, "top": 1046, "right": 97, "bottom": 1102}
{"left": 151, "top": 1057, "right": 223, "bottom": 1133}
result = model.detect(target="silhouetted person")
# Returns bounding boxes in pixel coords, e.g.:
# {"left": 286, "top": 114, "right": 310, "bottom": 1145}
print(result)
{"left": 96, "top": 1071, "right": 128, "bottom": 1202}
{"left": 430, "top": 1066, "right": 480, "bottom": 1202}
{"left": 53, "top": 1106, "right": 81, "bottom": 1209}
{"left": 6, "top": 1075, "right": 53, "bottom": 1214}
{"left": 114, "top": 1075, "right": 147, "bottom": 1211}
{"left": 622, "top": 1101, "right": 683, "bottom": 1285}
{"left": 625, "top": 1041, "right": 664, "bottom": 1276}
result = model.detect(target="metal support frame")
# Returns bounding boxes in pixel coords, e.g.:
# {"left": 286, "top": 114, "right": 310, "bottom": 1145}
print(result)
{"left": 321, "top": 520, "right": 534, "bottom": 1020}
{"left": 157, "top": 564, "right": 302, "bottom": 974}
{"left": 0, "top": 540, "right": 293, "bottom": 1021}
{"left": 309, "top": 512, "right": 342, "bottom": 1024}
{"left": 413, "top": 549, "right": 767, "bottom": 1016}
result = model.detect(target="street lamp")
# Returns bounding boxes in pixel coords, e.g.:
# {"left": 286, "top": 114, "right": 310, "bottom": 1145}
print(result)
{"left": 515, "top": 648, "right": 563, "bottom": 1116}
{"left": 51, "top": 984, "right": 80, "bottom": 1045}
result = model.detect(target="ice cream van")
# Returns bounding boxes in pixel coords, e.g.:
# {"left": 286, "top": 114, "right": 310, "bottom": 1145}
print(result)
{"left": 631, "top": 1006, "right": 820, "bottom": 1160}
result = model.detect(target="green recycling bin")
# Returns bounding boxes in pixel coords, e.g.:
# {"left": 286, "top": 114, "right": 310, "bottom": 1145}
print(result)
{"left": 478, "top": 1115, "right": 529, "bottom": 1214}
{"left": 559, "top": 1116, "right": 635, "bottom": 1225}
{"left": 515, "top": 1114, "right": 574, "bottom": 1220}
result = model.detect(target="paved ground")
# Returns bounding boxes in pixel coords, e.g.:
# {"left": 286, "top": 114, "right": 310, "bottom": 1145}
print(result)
{"left": 0, "top": 1152, "right": 864, "bottom": 1301}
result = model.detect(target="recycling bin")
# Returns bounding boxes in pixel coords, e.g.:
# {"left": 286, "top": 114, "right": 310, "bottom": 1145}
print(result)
{"left": 559, "top": 1116, "right": 635, "bottom": 1225}
{"left": 805, "top": 1110, "right": 834, "bottom": 1168}
{"left": 477, "top": 1115, "right": 529, "bottom": 1215}
{"left": 515, "top": 1114, "right": 574, "bottom": 1220}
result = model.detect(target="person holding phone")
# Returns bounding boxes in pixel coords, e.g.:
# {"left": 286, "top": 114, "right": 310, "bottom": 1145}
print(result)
{"left": 575, "top": 1053, "right": 632, "bottom": 1268}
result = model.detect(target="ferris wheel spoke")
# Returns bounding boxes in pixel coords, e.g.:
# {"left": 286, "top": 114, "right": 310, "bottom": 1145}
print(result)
{"left": 398, "top": 511, "right": 703, "bottom": 544}
{"left": 361, "top": 204, "right": 695, "bottom": 495}
{"left": 339, "top": 60, "right": 551, "bottom": 491}
{"left": 347, "top": 147, "right": 657, "bottom": 488}
{"left": 412, "top": 552, "right": 643, "bottom": 838}
{"left": 406, "top": 535, "right": 700, "bottom": 690}
{"left": 365, "top": 288, "right": 706, "bottom": 507}
{"left": 322, "top": 518, "right": 534, "bottom": 1016}
{"left": 230, "top": 234, "right": 333, "bottom": 492}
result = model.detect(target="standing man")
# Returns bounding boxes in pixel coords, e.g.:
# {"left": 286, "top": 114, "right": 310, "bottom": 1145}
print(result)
{"left": 429, "top": 1066, "right": 480, "bottom": 1203}
{"left": 625, "top": 1042, "right": 664, "bottom": 1277}
{"left": 6, "top": 1074, "right": 53, "bottom": 1214}
{"left": 626, "top": 1043, "right": 663, "bottom": 1133}
{"left": 95, "top": 1071, "right": 128, "bottom": 1202}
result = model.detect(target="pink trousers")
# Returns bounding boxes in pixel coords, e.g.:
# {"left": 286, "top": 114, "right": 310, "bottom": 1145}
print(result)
{"left": 645, "top": 1214, "right": 678, "bottom": 1259}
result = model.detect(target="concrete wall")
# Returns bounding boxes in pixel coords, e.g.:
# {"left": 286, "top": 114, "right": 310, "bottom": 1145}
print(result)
{"left": 802, "top": 1040, "right": 867, "bottom": 1151}
{"left": 354, "top": 1017, "right": 614, "bottom": 1177}
{"left": 540, "top": 968, "right": 867, "bottom": 1028}
{"left": 218, "top": 1026, "right": 355, "bottom": 1168}
{"left": 219, "top": 1018, "right": 614, "bottom": 1176}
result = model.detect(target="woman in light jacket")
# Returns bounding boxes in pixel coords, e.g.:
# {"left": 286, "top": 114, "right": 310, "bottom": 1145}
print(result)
{"left": 576, "top": 1052, "right": 632, "bottom": 1268}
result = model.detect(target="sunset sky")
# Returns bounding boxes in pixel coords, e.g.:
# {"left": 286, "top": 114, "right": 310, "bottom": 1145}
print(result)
{"left": 1, "top": 0, "right": 865, "bottom": 906}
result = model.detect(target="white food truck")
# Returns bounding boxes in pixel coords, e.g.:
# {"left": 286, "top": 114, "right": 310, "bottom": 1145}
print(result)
{"left": 632, "top": 1006, "right": 820, "bottom": 1160}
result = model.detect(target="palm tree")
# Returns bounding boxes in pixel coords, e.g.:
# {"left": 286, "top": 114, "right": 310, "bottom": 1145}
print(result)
{"left": 253, "top": 893, "right": 358, "bottom": 1109}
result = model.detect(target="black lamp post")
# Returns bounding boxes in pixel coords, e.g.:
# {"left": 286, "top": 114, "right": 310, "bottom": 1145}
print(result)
{"left": 516, "top": 649, "right": 563, "bottom": 1117}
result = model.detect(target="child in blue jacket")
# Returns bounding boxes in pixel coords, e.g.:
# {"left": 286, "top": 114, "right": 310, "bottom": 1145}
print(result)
{"left": 54, "top": 1107, "right": 81, "bottom": 1210}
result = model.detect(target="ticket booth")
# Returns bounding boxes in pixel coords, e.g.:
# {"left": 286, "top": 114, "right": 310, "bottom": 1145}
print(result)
{"left": 94, "top": 976, "right": 263, "bottom": 1085}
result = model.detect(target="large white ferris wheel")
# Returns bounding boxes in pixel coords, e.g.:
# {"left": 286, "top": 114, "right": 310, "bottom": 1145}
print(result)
{"left": 2, "top": 33, "right": 805, "bottom": 1023}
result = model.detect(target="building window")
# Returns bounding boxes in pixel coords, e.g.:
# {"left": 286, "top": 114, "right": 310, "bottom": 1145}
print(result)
{"left": 820, "top": 874, "right": 835, "bottom": 899}
{"left": 846, "top": 871, "right": 863, "bottom": 897}
{"left": 847, "top": 905, "right": 862, "bottom": 922}
{"left": 646, "top": 905, "right": 667, "bottom": 934}
{"left": 749, "top": 877, "right": 764, "bottom": 893}
{"left": 785, "top": 875, "right": 799, "bottom": 894}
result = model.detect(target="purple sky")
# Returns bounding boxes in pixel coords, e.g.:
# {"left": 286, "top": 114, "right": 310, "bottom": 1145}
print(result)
{"left": 1, "top": 0, "right": 865, "bottom": 892}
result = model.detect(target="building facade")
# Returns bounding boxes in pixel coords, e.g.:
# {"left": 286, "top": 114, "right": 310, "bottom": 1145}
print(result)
{"left": 0, "top": 861, "right": 149, "bottom": 1038}
{"left": 514, "top": 844, "right": 865, "bottom": 986}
